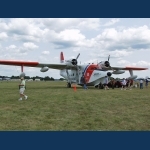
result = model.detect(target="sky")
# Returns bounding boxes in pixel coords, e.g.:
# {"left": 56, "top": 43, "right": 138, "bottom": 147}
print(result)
{"left": 0, "top": 18, "right": 150, "bottom": 79}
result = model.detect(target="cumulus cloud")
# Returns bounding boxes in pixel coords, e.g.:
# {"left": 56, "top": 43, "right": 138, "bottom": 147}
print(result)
{"left": 95, "top": 25, "right": 150, "bottom": 52}
{"left": 23, "top": 42, "right": 39, "bottom": 49}
{"left": 0, "top": 32, "right": 8, "bottom": 40}
{"left": 103, "top": 18, "right": 120, "bottom": 26}
{"left": 58, "top": 29, "right": 85, "bottom": 41}
{"left": 42, "top": 51, "right": 50, "bottom": 55}
{"left": 136, "top": 61, "right": 150, "bottom": 67}
{"left": 35, "top": 18, "right": 101, "bottom": 31}
{"left": 6, "top": 45, "right": 16, "bottom": 49}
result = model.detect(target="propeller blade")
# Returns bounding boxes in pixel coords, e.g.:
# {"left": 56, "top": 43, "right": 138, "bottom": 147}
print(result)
{"left": 108, "top": 55, "right": 110, "bottom": 62}
{"left": 76, "top": 53, "right": 80, "bottom": 60}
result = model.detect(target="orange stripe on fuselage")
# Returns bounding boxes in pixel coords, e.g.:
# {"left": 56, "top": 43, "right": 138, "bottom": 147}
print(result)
{"left": 84, "top": 64, "right": 98, "bottom": 83}
{"left": 0, "top": 60, "right": 39, "bottom": 67}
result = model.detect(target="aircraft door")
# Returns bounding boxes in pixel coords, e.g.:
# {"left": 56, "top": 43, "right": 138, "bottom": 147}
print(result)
{"left": 70, "top": 70, "right": 78, "bottom": 83}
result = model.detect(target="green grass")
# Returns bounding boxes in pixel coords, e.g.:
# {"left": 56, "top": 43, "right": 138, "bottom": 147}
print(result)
{"left": 0, "top": 81, "right": 150, "bottom": 130}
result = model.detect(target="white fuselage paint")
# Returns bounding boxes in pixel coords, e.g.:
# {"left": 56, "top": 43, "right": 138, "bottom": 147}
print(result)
{"left": 60, "top": 65, "right": 110, "bottom": 86}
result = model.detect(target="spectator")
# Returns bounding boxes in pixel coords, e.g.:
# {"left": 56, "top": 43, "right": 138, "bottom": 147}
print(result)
{"left": 145, "top": 78, "right": 148, "bottom": 88}
{"left": 121, "top": 78, "right": 127, "bottom": 90}
{"left": 18, "top": 77, "right": 28, "bottom": 101}
{"left": 140, "top": 79, "right": 143, "bottom": 89}
{"left": 127, "top": 79, "right": 132, "bottom": 90}
{"left": 81, "top": 73, "right": 88, "bottom": 90}
{"left": 104, "top": 76, "right": 109, "bottom": 90}
{"left": 111, "top": 78, "right": 115, "bottom": 89}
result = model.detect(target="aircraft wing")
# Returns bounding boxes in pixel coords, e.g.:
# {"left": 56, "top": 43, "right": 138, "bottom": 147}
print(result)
{"left": 109, "top": 66, "right": 148, "bottom": 70}
{"left": 0, "top": 60, "right": 77, "bottom": 70}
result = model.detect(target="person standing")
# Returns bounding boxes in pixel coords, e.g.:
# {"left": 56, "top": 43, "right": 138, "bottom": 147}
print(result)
{"left": 18, "top": 77, "right": 28, "bottom": 101}
{"left": 140, "top": 79, "right": 143, "bottom": 89}
{"left": 81, "top": 73, "right": 88, "bottom": 90}
{"left": 145, "top": 79, "right": 148, "bottom": 88}
{"left": 111, "top": 78, "right": 115, "bottom": 89}
{"left": 104, "top": 76, "right": 109, "bottom": 90}
{"left": 121, "top": 78, "right": 127, "bottom": 90}
{"left": 127, "top": 79, "right": 132, "bottom": 90}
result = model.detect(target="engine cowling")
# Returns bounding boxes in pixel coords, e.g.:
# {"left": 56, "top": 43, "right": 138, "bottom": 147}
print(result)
{"left": 112, "top": 70, "right": 125, "bottom": 74}
{"left": 107, "top": 72, "right": 112, "bottom": 77}
{"left": 98, "top": 61, "right": 110, "bottom": 68}
{"left": 65, "top": 59, "right": 78, "bottom": 66}
{"left": 40, "top": 67, "right": 49, "bottom": 72}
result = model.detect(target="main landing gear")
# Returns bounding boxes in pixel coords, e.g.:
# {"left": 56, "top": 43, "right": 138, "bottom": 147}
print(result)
{"left": 67, "top": 82, "right": 71, "bottom": 88}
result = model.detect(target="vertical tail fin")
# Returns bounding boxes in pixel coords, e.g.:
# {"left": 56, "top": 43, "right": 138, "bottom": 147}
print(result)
{"left": 60, "top": 52, "right": 64, "bottom": 63}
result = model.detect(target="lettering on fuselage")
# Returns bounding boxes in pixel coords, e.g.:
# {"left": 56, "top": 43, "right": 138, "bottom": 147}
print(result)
{"left": 93, "top": 73, "right": 100, "bottom": 75}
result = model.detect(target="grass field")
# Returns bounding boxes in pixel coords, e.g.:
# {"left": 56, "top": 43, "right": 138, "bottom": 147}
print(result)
{"left": 0, "top": 80, "right": 150, "bottom": 130}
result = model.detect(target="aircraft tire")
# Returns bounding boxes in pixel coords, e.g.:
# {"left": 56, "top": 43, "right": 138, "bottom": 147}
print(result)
{"left": 67, "top": 83, "right": 71, "bottom": 88}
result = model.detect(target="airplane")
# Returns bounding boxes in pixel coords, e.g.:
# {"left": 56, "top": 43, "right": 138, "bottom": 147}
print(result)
{"left": 0, "top": 52, "right": 148, "bottom": 88}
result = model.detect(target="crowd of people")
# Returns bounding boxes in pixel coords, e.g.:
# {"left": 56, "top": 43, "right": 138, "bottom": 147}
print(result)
{"left": 80, "top": 72, "right": 149, "bottom": 90}
{"left": 109, "top": 78, "right": 148, "bottom": 90}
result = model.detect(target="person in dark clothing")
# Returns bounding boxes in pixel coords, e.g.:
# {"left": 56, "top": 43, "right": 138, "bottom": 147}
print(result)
{"left": 111, "top": 78, "right": 115, "bottom": 89}
{"left": 145, "top": 79, "right": 148, "bottom": 88}
{"left": 80, "top": 73, "right": 88, "bottom": 90}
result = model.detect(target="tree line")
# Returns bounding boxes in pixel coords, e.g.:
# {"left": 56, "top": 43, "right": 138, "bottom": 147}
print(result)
{"left": 0, "top": 75, "right": 65, "bottom": 81}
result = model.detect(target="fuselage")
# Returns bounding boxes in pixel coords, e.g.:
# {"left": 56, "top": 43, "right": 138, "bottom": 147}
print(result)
{"left": 60, "top": 64, "right": 110, "bottom": 86}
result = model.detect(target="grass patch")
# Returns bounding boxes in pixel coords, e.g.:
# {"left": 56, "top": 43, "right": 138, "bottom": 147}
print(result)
{"left": 0, "top": 81, "right": 150, "bottom": 130}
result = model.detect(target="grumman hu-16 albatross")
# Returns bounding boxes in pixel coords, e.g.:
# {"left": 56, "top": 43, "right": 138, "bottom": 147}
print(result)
{"left": 0, "top": 52, "right": 148, "bottom": 88}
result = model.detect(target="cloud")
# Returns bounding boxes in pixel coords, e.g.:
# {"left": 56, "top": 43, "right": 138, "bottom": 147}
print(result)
{"left": 103, "top": 19, "right": 120, "bottom": 26}
{"left": 23, "top": 42, "right": 39, "bottom": 49}
{"left": 42, "top": 51, "right": 50, "bottom": 55}
{"left": 58, "top": 29, "right": 85, "bottom": 41}
{"left": 35, "top": 18, "right": 101, "bottom": 31}
{"left": 0, "top": 32, "right": 8, "bottom": 40}
{"left": 95, "top": 25, "right": 150, "bottom": 52}
{"left": 136, "top": 61, "right": 150, "bottom": 67}
{"left": 6, "top": 45, "right": 16, "bottom": 49}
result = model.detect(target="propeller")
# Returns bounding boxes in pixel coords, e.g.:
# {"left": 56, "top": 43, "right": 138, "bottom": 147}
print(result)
{"left": 108, "top": 55, "right": 110, "bottom": 62}
{"left": 107, "top": 54, "right": 115, "bottom": 75}
{"left": 75, "top": 53, "right": 81, "bottom": 84}
{"left": 71, "top": 53, "right": 80, "bottom": 66}
{"left": 76, "top": 53, "right": 80, "bottom": 60}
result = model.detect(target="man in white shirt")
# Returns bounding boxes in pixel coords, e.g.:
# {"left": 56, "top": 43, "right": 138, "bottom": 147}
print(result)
{"left": 104, "top": 76, "right": 109, "bottom": 90}
{"left": 121, "top": 78, "right": 127, "bottom": 90}
{"left": 18, "top": 77, "right": 28, "bottom": 101}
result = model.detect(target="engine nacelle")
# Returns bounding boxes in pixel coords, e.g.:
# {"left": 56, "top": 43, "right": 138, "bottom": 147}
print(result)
{"left": 98, "top": 61, "right": 110, "bottom": 68}
{"left": 112, "top": 70, "right": 125, "bottom": 74}
{"left": 107, "top": 72, "right": 112, "bottom": 77}
{"left": 20, "top": 72, "right": 25, "bottom": 77}
{"left": 65, "top": 59, "right": 78, "bottom": 66}
{"left": 40, "top": 67, "right": 49, "bottom": 72}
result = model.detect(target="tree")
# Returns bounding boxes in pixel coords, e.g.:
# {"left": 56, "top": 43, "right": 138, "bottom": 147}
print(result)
{"left": 59, "top": 78, "right": 65, "bottom": 81}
